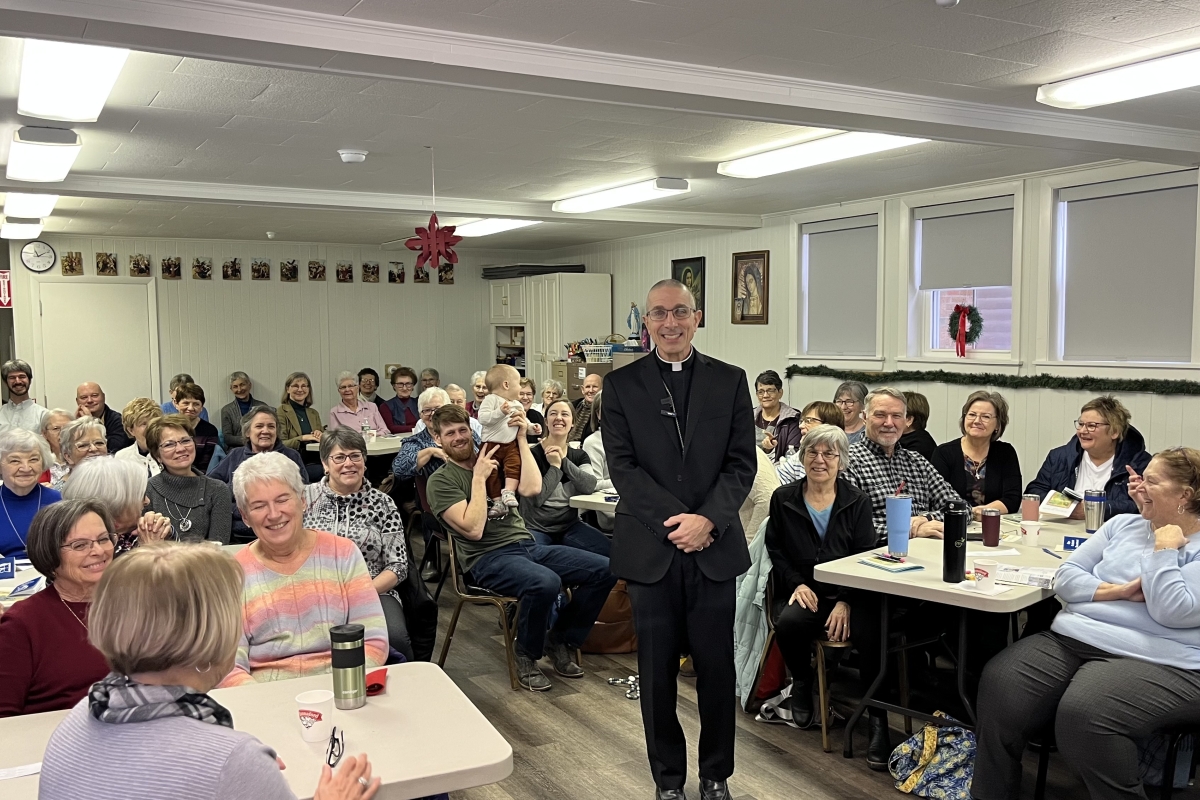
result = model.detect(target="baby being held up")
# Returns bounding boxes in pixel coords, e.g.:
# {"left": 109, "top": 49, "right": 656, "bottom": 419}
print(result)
{"left": 477, "top": 364, "right": 524, "bottom": 519}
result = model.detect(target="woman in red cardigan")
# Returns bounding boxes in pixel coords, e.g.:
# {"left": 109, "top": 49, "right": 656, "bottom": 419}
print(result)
{"left": 0, "top": 499, "right": 114, "bottom": 716}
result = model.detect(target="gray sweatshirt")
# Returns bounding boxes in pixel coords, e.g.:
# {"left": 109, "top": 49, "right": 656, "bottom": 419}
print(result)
{"left": 519, "top": 443, "right": 599, "bottom": 535}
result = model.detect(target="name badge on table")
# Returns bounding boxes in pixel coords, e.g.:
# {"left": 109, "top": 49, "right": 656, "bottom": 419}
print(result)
{"left": 8, "top": 575, "right": 43, "bottom": 597}
{"left": 1063, "top": 534, "right": 1089, "bottom": 552}
{"left": 0, "top": 557, "right": 13, "bottom": 578}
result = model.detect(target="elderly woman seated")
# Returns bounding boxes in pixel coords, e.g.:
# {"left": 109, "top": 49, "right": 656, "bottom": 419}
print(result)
{"left": 532, "top": 379, "right": 564, "bottom": 416}
{"left": 775, "top": 400, "right": 844, "bottom": 484}
{"left": 0, "top": 428, "right": 61, "bottom": 558}
{"left": 392, "top": 388, "right": 481, "bottom": 483}
{"left": 39, "top": 409, "right": 74, "bottom": 486}
{"left": 467, "top": 370, "right": 488, "bottom": 419}
{"left": 114, "top": 398, "right": 163, "bottom": 478}
{"left": 0, "top": 500, "right": 114, "bottom": 716}
{"left": 328, "top": 371, "right": 387, "bottom": 434}
{"left": 210, "top": 406, "right": 308, "bottom": 540}
{"left": 517, "top": 378, "right": 544, "bottom": 443}
{"left": 144, "top": 415, "right": 233, "bottom": 544}
{"left": 221, "top": 451, "right": 388, "bottom": 685}
{"left": 174, "top": 383, "right": 223, "bottom": 472}
{"left": 219, "top": 371, "right": 269, "bottom": 451}
{"left": 63, "top": 457, "right": 172, "bottom": 556}
{"left": 753, "top": 369, "right": 801, "bottom": 463}
{"left": 303, "top": 428, "right": 417, "bottom": 662}
{"left": 974, "top": 447, "right": 1200, "bottom": 800}
{"left": 39, "top": 543, "right": 382, "bottom": 800}
{"left": 51, "top": 416, "right": 109, "bottom": 490}
{"left": 278, "top": 371, "right": 324, "bottom": 483}
{"left": 381, "top": 367, "right": 421, "bottom": 434}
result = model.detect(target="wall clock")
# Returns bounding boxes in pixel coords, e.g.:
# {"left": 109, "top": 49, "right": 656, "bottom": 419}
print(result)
{"left": 20, "top": 240, "right": 56, "bottom": 273}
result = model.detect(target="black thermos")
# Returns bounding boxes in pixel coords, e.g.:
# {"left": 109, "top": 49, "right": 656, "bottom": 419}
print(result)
{"left": 942, "top": 502, "right": 969, "bottom": 583}
{"left": 330, "top": 623, "right": 366, "bottom": 710}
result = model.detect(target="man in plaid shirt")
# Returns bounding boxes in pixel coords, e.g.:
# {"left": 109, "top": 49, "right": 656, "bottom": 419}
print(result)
{"left": 843, "top": 387, "right": 965, "bottom": 545}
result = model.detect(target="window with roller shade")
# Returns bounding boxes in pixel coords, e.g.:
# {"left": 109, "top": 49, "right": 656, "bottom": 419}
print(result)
{"left": 1056, "top": 173, "right": 1197, "bottom": 363}
{"left": 801, "top": 215, "right": 878, "bottom": 356}
{"left": 914, "top": 196, "right": 1014, "bottom": 353}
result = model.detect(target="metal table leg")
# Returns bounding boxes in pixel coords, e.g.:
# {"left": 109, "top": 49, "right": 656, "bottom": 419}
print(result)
{"left": 956, "top": 607, "right": 976, "bottom": 725}
{"left": 843, "top": 595, "right": 890, "bottom": 758}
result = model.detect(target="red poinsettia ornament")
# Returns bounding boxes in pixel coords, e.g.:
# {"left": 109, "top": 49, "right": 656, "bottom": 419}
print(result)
{"left": 405, "top": 213, "right": 462, "bottom": 270}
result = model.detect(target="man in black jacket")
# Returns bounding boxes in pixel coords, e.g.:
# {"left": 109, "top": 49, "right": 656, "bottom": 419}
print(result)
{"left": 602, "top": 279, "right": 755, "bottom": 800}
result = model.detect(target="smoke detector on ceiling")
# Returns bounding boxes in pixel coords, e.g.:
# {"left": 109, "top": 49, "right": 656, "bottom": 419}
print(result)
{"left": 338, "top": 149, "right": 368, "bottom": 163}
{"left": 934, "top": 0, "right": 960, "bottom": 6}
{"left": 266, "top": 231, "right": 276, "bottom": 239}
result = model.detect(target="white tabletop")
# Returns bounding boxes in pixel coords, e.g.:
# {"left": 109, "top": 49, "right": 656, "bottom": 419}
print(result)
{"left": 0, "top": 662, "right": 512, "bottom": 800}
{"left": 569, "top": 492, "right": 619, "bottom": 513}
{"left": 813, "top": 518, "right": 1085, "bottom": 614}
{"left": 306, "top": 433, "right": 410, "bottom": 456}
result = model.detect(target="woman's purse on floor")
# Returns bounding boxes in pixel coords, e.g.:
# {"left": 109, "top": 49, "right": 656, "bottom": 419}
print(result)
{"left": 889, "top": 711, "right": 976, "bottom": 799}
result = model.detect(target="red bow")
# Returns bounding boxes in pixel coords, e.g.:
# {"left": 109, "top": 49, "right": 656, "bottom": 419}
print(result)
{"left": 953, "top": 304, "right": 969, "bottom": 357}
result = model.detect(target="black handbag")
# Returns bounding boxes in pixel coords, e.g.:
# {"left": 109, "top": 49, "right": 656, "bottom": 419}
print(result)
{"left": 396, "top": 549, "right": 439, "bottom": 662}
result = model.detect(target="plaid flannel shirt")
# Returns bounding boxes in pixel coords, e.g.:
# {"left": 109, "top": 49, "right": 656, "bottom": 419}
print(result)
{"left": 843, "top": 436, "right": 966, "bottom": 544}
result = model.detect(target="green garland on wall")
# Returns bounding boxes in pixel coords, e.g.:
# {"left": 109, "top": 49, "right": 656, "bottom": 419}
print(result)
{"left": 784, "top": 364, "right": 1200, "bottom": 396}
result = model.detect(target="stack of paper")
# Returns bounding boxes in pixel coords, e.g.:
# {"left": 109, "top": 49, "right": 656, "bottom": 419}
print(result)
{"left": 996, "top": 564, "right": 1057, "bottom": 589}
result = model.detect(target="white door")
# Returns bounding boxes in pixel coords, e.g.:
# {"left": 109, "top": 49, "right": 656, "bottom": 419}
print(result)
{"left": 506, "top": 279, "right": 525, "bottom": 322}
{"left": 38, "top": 282, "right": 157, "bottom": 411}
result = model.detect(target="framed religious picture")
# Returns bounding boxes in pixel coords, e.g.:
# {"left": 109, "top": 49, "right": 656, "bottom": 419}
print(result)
{"left": 62, "top": 251, "right": 84, "bottom": 276}
{"left": 387, "top": 262, "right": 405, "bottom": 284}
{"left": 438, "top": 262, "right": 454, "bottom": 285}
{"left": 222, "top": 257, "right": 242, "bottom": 280}
{"left": 308, "top": 260, "right": 326, "bottom": 281}
{"left": 160, "top": 256, "right": 182, "bottom": 280}
{"left": 129, "top": 254, "right": 152, "bottom": 277}
{"left": 250, "top": 259, "right": 271, "bottom": 280}
{"left": 335, "top": 260, "right": 353, "bottom": 283}
{"left": 192, "top": 257, "right": 213, "bottom": 280}
{"left": 280, "top": 259, "right": 299, "bottom": 283}
{"left": 96, "top": 252, "right": 118, "bottom": 276}
{"left": 362, "top": 261, "right": 380, "bottom": 283}
{"left": 413, "top": 264, "right": 429, "bottom": 284}
{"left": 731, "top": 250, "right": 769, "bottom": 325}
{"left": 670, "top": 256, "right": 705, "bottom": 328}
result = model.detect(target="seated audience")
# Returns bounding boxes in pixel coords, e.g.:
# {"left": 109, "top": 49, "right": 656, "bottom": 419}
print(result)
{"left": 0, "top": 500, "right": 114, "bottom": 717}
{"left": 358, "top": 367, "right": 384, "bottom": 408}
{"left": 764, "top": 425, "right": 885, "bottom": 761}
{"left": 898, "top": 391, "right": 937, "bottom": 461}
{"left": 38, "top": 543, "right": 382, "bottom": 800}
{"left": 221, "top": 451, "right": 388, "bottom": 685}
{"left": 63, "top": 457, "right": 172, "bottom": 555}
{"left": 0, "top": 428, "right": 61, "bottom": 558}
{"left": 518, "top": 378, "right": 545, "bottom": 443}
{"left": 467, "top": 370, "right": 488, "bottom": 419}
{"left": 426, "top": 404, "right": 615, "bottom": 691}
{"left": 392, "top": 388, "right": 481, "bottom": 483}
{"left": 114, "top": 398, "right": 163, "bottom": 478}
{"left": 52, "top": 416, "right": 109, "bottom": 490}
{"left": 380, "top": 367, "right": 420, "bottom": 434}
{"left": 844, "top": 387, "right": 965, "bottom": 542}
{"left": 210, "top": 406, "right": 308, "bottom": 539}
{"left": 219, "top": 371, "right": 268, "bottom": 450}
{"left": 580, "top": 391, "right": 617, "bottom": 532}
{"left": 1026, "top": 395, "right": 1151, "bottom": 521}
{"left": 174, "top": 383, "right": 223, "bottom": 472}
{"left": 76, "top": 382, "right": 133, "bottom": 452}
{"left": 522, "top": 398, "right": 609, "bottom": 557}
{"left": 278, "top": 371, "right": 324, "bottom": 483}
{"left": 568, "top": 374, "right": 603, "bottom": 443}
{"left": 931, "top": 391, "right": 1022, "bottom": 517}
{"left": 145, "top": 415, "right": 232, "bottom": 544}
{"left": 754, "top": 369, "right": 801, "bottom": 463}
{"left": 776, "top": 400, "right": 844, "bottom": 484}
{"left": 161, "top": 372, "right": 210, "bottom": 421}
{"left": 329, "top": 371, "right": 387, "bottom": 433}
{"left": 0, "top": 359, "right": 48, "bottom": 433}
{"left": 533, "top": 379, "right": 564, "bottom": 415}
{"left": 833, "top": 380, "right": 869, "bottom": 445}
{"left": 974, "top": 447, "right": 1200, "bottom": 800}
{"left": 420, "top": 367, "right": 440, "bottom": 389}
{"left": 303, "top": 428, "right": 415, "bottom": 663}
{"left": 39, "top": 409, "right": 74, "bottom": 486}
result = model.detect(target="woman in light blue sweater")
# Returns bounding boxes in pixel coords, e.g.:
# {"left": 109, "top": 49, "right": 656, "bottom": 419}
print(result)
{"left": 972, "top": 447, "right": 1200, "bottom": 800}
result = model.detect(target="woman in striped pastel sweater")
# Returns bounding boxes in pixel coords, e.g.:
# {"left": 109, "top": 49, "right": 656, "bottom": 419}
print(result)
{"left": 219, "top": 451, "right": 388, "bottom": 687}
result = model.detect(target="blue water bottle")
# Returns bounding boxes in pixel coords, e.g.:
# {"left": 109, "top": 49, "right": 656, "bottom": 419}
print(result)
{"left": 886, "top": 494, "right": 913, "bottom": 557}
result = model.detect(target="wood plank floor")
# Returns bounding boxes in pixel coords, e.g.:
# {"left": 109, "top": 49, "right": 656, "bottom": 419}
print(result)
{"left": 423, "top": 552, "right": 1092, "bottom": 800}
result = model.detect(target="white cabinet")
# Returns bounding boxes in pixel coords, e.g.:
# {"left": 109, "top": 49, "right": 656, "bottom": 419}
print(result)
{"left": 489, "top": 279, "right": 526, "bottom": 324}
{"left": 524, "top": 273, "right": 612, "bottom": 389}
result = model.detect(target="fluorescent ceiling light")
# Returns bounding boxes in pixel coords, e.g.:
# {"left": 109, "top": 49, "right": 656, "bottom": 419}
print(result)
{"left": 1, "top": 217, "right": 43, "bottom": 239}
{"left": 717, "top": 132, "right": 928, "bottom": 179}
{"left": 7, "top": 127, "right": 82, "bottom": 182}
{"left": 19, "top": 39, "right": 130, "bottom": 123}
{"left": 552, "top": 177, "right": 689, "bottom": 213}
{"left": 1036, "top": 49, "right": 1200, "bottom": 109}
{"left": 4, "top": 193, "right": 59, "bottom": 218}
{"left": 455, "top": 218, "right": 543, "bottom": 237}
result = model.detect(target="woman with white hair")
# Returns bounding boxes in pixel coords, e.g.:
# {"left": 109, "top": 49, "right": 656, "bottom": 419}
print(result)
{"left": 63, "top": 457, "right": 172, "bottom": 555}
{"left": 327, "top": 371, "right": 387, "bottom": 434}
{"left": 532, "top": 380, "right": 564, "bottom": 415}
{"left": 39, "top": 409, "right": 74, "bottom": 486}
{"left": 220, "top": 451, "right": 388, "bottom": 685}
{"left": 50, "top": 416, "right": 109, "bottom": 490}
{"left": 467, "top": 370, "right": 488, "bottom": 419}
{"left": 0, "top": 427, "right": 60, "bottom": 558}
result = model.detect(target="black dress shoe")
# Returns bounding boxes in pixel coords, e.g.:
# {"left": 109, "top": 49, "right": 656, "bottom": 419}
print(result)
{"left": 791, "top": 681, "right": 815, "bottom": 729}
{"left": 700, "top": 779, "right": 731, "bottom": 800}
{"left": 655, "top": 789, "right": 686, "bottom": 800}
{"left": 867, "top": 713, "right": 893, "bottom": 772}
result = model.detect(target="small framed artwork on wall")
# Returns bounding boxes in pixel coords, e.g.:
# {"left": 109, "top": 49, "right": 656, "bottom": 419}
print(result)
{"left": 280, "top": 260, "right": 299, "bottom": 283}
{"left": 192, "top": 257, "right": 213, "bottom": 280}
{"left": 670, "top": 256, "right": 705, "bottom": 328}
{"left": 362, "top": 262, "right": 380, "bottom": 283}
{"left": 161, "top": 257, "right": 182, "bottom": 280}
{"left": 250, "top": 259, "right": 271, "bottom": 280}
{"left": 731, "top": 250, "right": 769, "bottom": 325}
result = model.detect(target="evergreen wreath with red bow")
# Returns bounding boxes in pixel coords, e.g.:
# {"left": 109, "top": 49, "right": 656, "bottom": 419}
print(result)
{"left": 947, "top": 304, "right": 983, "bottom": 357}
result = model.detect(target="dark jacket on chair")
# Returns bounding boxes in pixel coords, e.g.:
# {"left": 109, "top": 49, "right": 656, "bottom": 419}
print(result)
{"left": 1024, "top": 425, "right": 1151, "bottom": 519}
{"left": 764, "top": 477, "right": 876, "bottom": 605}
{"left": 930, "top": 438, "right": 1023, "bottom": 513}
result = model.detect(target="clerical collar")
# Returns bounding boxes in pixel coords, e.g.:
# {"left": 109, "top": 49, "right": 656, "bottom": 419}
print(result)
{"left": 654, "top": 348, "right": 695, "bottom": 372}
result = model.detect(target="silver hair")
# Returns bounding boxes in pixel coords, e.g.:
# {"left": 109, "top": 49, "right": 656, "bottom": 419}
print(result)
{"left": 336, "top": 370, "right": 357, "bottom": 387}
{"left": 418, "top": 386, "right": 450, "bottom": 408}
{"left": 471, "top": 370, "right": 487, "bottom": 386}
{"left": 1, "top": 359, "right": 33, "bottom": 381}
{"left": 0, "top": 427, "right": 51, "bottom": 470}
{"left": 445, "top": 383, "right": 465, "bottom": 396}
{"left": 420, "top": 367, "right": 439, "bottom": 381}
{"left": 60, "top": 417, "right": 106, "bottom": 460}
{"left": 540, "top": 380, "right": 565, "bottom": 397}
{"left": 240, "top": 405, "right": 278, "bottom": 439}
{"left": 864, "top": 386, "right": 908, "bottom": 415}
{"left": 799, "top": 424, "right": 851, "bottom": 471}
{"left": 834, "top": 380, "right": 869, "bottom": 405}
{"left": 232, "top": 451, "right": 304, "bottom": 509}
{"left": 228, "top": 371, "right": 250, "bottom": 385}
{"left": 63, "top": 456, "right": 148, "bottom": 520}
{"left": 319, "top": 427, "right": 366, "bottom": 463}
{"left": 41, "top": 409, "right": 73, "bottom": 436}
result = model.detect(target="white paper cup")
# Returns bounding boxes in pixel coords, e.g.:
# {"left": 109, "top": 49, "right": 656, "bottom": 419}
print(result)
{"left": 974, "top": 559, "right": 998, "bottom": 593}
{"left": 1020, "top": 521, "right": 1043, "bottom": 548}
{"left": 296, "top": 689, "right": 334, "bottom": 742}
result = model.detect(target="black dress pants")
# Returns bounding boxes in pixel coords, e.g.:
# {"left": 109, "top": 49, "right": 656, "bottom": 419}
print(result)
{"left": 627, "top": 551, "right": 736, "bottom": 791}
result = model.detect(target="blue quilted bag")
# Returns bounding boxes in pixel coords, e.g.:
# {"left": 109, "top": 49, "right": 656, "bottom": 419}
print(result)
{"left": 889, "top": 711, "right": 976, "bottom": 799}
